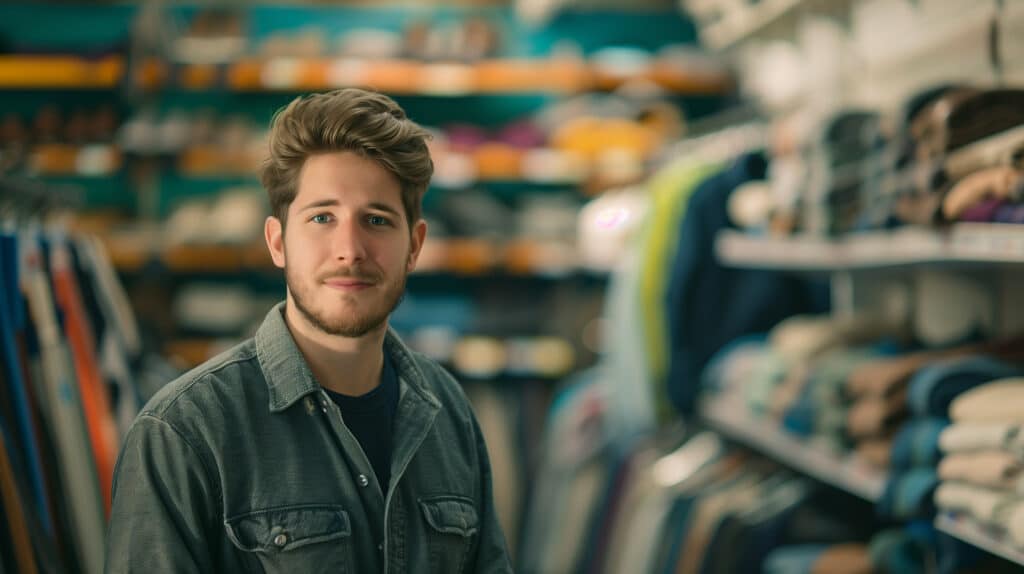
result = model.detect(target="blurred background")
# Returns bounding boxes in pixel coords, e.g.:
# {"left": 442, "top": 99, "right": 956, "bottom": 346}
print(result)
{"left": 5, "top": 0, "right": 1024, "bottom": 573}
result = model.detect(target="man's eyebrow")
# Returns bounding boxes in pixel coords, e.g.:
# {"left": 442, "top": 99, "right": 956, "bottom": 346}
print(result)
{"left": 299, "top": 199, "right": 339, "bottom": 211}
{"left": 367, "top": 202, "right": 402, "bottom": 217}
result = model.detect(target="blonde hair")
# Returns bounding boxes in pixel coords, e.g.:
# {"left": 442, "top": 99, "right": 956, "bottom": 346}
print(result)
{"left": 261, "top": 88, "right": 433, "bottom": 227}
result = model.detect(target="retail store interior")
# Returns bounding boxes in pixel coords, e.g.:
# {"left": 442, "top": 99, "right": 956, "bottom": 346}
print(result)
{"left": 5, "top": 0, "right": 1024, "bottom": 572}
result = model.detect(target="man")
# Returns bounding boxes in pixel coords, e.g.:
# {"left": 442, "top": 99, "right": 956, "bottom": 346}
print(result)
{"left": 106, "top": 88, "right": 513, "bottom": 573}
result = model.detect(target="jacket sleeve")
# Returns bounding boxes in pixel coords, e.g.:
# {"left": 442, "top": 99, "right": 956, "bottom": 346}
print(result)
{"left": 467, "top": 412, "right": 514, "bottom": 574}
{"left": 105, "top": 414, "right": 218, "bottom": 573}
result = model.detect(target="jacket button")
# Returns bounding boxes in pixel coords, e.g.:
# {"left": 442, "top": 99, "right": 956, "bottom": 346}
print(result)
{"left": 358, "top": 474, "right": 369, "bottom": 487}
{"left": 273, "top": 533, "right": 288, "bottom": 547}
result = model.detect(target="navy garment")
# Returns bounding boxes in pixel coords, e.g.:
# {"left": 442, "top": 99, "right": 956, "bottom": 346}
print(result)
{"left": 907, "top": 355, "right": 1023, "bottom": 418}
{"left": 324, "top": 353, "right": 400, "bottom": 489}
{"left": 890, "top": 417, "right": 949, "bottom": 471}
{"left": 665, "top": 153, "right": 829, "bottom": 415}
{"left": 877, "top": 469, "right": 939, "bottom": 521}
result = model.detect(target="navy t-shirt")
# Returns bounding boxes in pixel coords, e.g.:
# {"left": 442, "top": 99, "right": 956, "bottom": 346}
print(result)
{"left": 324, "top": 354, "right": 399, "bottom": 490}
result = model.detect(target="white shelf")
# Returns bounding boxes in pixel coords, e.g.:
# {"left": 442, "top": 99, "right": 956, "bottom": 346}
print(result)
{"left": 716, "top": 224, "right": 1024, "bottom": 272}
{"left": 701, "top": 394, "right": 886, "bottom": 501}
{"left": 935, "top": 513, "right": 1024, "bottom": 567}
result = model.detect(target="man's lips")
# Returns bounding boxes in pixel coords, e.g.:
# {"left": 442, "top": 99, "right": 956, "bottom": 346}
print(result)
{"left": 323, "top": 277, "right": 375, "bottom": 291}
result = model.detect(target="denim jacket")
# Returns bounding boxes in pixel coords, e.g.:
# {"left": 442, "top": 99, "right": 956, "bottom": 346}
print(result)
{"left": 106, "top": 303, "right": 512, "bottom": 573}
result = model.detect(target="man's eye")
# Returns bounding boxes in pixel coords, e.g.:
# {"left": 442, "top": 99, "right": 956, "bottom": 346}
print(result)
{"left": 310, "top": 214, "right": 332, "bottom": 224}
{"left": 368, "top": 215, "right": 390, "bottom": 226}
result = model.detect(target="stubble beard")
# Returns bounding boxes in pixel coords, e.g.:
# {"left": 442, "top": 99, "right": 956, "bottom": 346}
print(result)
{"left": 286, "top": 261, "right": 408, "bottom": 338}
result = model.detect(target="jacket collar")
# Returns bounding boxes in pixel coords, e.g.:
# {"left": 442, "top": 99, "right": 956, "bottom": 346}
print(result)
{"left": 254, "top": 302, "right": 439, "bottom": 413}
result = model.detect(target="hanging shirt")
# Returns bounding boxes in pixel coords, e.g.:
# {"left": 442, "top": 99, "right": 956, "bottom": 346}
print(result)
{"left": 323, "top": 353, "right": 400, "bottom": 490}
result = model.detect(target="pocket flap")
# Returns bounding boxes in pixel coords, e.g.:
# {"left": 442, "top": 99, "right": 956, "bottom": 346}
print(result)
{"left": 419, "top": 495, "right": 479, "bottom": 537}
{"left": 224, "top": 505, "right": 351, "bottom": 553}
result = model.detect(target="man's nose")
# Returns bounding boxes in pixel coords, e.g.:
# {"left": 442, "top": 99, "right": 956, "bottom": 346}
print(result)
{"left": 332, "top": 217, "right": 368, "bottom": 263}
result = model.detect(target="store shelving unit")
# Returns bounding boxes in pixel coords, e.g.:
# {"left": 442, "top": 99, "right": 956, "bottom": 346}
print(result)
{"left": 716, "top": 224, "right": 1024, "bottom": 271}
{"left": 715, "top": 223, "right": 1024, "bottom": 566}
{"left": 143, "top": 57, "right": 731, "bottom": 95}
{"left": 0, "top": 55, "right": 122, "bottom": 89}
{"left": 0, "top": 54, "right": 730, "bottom": 96}
{"left": 701, "top": 393, "right": 886, "bottom": 501}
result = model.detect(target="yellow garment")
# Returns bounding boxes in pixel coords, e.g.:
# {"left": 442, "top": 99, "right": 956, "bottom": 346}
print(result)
{"left": 639, "top": 160, "right": 721, "bottom": 422}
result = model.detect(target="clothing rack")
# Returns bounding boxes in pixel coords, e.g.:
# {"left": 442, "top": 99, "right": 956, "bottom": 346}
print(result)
{"left": 0, "top": 179, "right": 143, "bottom": 574}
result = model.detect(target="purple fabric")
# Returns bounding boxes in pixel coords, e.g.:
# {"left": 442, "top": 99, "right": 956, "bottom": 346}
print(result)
{"left": 993, "top": 203, "right": 1024, "bottom": 224}
{"left": 496, "top": 121, "right": 546, "bottom": 149}
{"left": 445, "top": 124, "right": 489, "bottom": 151}
{"left": 958, "top": 197, "right": 1007, "bottom": 222}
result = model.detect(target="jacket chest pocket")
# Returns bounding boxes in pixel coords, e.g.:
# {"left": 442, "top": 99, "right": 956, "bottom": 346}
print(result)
{"left": 419, "top": 495, "right": 479, "bottom": 574}
{"left": 224, "top": 505, "right": 354, "bottom": 574}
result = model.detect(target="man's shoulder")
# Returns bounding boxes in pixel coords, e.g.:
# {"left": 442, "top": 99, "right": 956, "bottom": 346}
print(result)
{"left": 140, "top": 337, "right": 262, "bottom": 423}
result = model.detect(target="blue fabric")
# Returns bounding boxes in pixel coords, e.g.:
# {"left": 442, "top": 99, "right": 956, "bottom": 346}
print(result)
{"left": 782, "top": 390, "right": 817, "bottom": 438}
{"left": 650, "top": 493, "right": 697, "bottom": 574}
{"left": 0, "top": 233, "right": 52, "bottom": 535}
{"left": 868, "top": 524, "right": 934, "bottom": 574}
{"left": 762, "top": 545, "right": 829, "bottom": 574}
{"left": 664, "top": 152, "right": 829, "bottom": 415}
{"left": 877, "top": 469, "right": 939, "bottom": 521}
{"left": 890, "top": 417, "right": 949, "bottom": 471}
{"left": 907, "top": 355, "right": 1022, "bottom": 418}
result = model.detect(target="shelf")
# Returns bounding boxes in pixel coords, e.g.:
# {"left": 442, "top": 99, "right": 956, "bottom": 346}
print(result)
{"left": 690, "top": 0, "right": 856, "bottom": 51}
{"left": 701, "top": 393, "right": 887, "bottom": 501}
{"left": 0, "top": 55, "right": 122, "bottom": 89}
{"left": 135, "top": 57, "right": 731, "bottom": 95}
{"left": 166, "top": 337, "right": 575, "bottom": 382}
{"left": 175, "top": 145, "right": 587, "bottom": 187}
{"left": 30, "top": 144, "right": 122, "bottom": 177}
{"left": 106, "top": 237, "right": 589, "bottom": 278}
{"left": 106, "top": 241, "right": 276, "bottom": 274}
{"left": 716, "top": 224, "right": 1024, "bottom": 272}
{"left": 935, "top": 513, "right": 1024, "bottom": 567}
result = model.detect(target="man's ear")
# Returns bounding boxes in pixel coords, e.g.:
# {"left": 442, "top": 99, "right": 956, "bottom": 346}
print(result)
{"left": 265, "top": 216, "right": 286, "bottom": 269}
{"left": 406, "top": 219, "right": 427, "bottom": 273}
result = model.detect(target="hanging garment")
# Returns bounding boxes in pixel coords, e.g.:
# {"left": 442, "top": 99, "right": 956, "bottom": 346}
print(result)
{"left": 664, "top": 152, "right": 828, "bottom": 416}
{"left": 0, "top": 233, "right": 53, "bottom": 536}
{"left": 20, "top": 234, "right": 105, "bottom": 574}
{"left": 73, "top": 237, "right": 140, "bottom": 439}
{"left": 50, "top": 239, "right": 118, "bottom": 517}
{"left": 0, "top": 422, "right": 38, "bottom": 573}
{"left": 638, "top": 160, "right": 722, "bottom": 422}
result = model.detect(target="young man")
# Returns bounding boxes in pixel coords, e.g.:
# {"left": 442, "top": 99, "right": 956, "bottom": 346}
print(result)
{"left": 106, "top": 89, "right": 513, "bottom": 573}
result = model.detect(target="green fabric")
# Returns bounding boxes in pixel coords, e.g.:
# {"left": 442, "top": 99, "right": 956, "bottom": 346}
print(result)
{"left": 639, "top": 160, "right": 722, "bottom": 423}
{"left": 106, "top": 302, "right": 512, "bottom": 573}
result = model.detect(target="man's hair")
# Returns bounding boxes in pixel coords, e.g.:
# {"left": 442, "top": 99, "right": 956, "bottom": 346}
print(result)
{"left": 261, "top": 88, "right": 433, "bottom": 228}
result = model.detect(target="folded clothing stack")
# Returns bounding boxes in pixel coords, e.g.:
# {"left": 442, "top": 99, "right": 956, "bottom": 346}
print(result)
{"left": 936, "top": 379, "right": 1024, "bottom": 549}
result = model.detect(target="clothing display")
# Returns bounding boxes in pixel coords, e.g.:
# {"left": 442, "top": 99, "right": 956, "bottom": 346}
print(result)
{"left": 11, "top": 2, "right": 1024, "bottom": 573}
{"left": 0, "top": 231, "right": 143, "bottom": 574}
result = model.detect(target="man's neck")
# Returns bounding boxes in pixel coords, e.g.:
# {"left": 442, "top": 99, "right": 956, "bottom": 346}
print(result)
{"left": 282, "top": 301, "right": 386, "bottom": 397}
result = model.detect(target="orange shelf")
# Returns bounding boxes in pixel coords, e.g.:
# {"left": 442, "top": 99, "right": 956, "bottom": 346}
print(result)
{"left": 135, "top": 57, "right": 731, "bottom": 95}
{"left": 30, "top": 144, "right": 122, "bottom": 176}
{"left": 107, "top": 237, "right": 589, "bottom": 277}
{"left": 0, "top": 55, "right": 122, "bottom": 89}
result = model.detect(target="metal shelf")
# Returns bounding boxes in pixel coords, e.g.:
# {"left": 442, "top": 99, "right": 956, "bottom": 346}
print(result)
{"left": 936, "top": 513, "right": 1024, "bottom": 567}
{"left": 716, "top": 224, "right": 1024, "bottom": 272}
{"left": 701, "top": 394, "right": 887, "bottom": 501}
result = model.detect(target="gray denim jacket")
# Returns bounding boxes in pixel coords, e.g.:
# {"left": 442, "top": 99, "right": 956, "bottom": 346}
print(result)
{"left": 106, "top": 303, "right": 512, "bottom": 573}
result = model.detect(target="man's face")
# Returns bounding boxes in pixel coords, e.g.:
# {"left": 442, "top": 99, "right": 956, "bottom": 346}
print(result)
{"left": 265, "top": 151, "right": 426, "bottom": 338}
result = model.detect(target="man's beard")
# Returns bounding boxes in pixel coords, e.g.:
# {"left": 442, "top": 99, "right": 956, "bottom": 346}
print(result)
{"left": 286, "top": 262, "right": 407, "bottom": 338}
